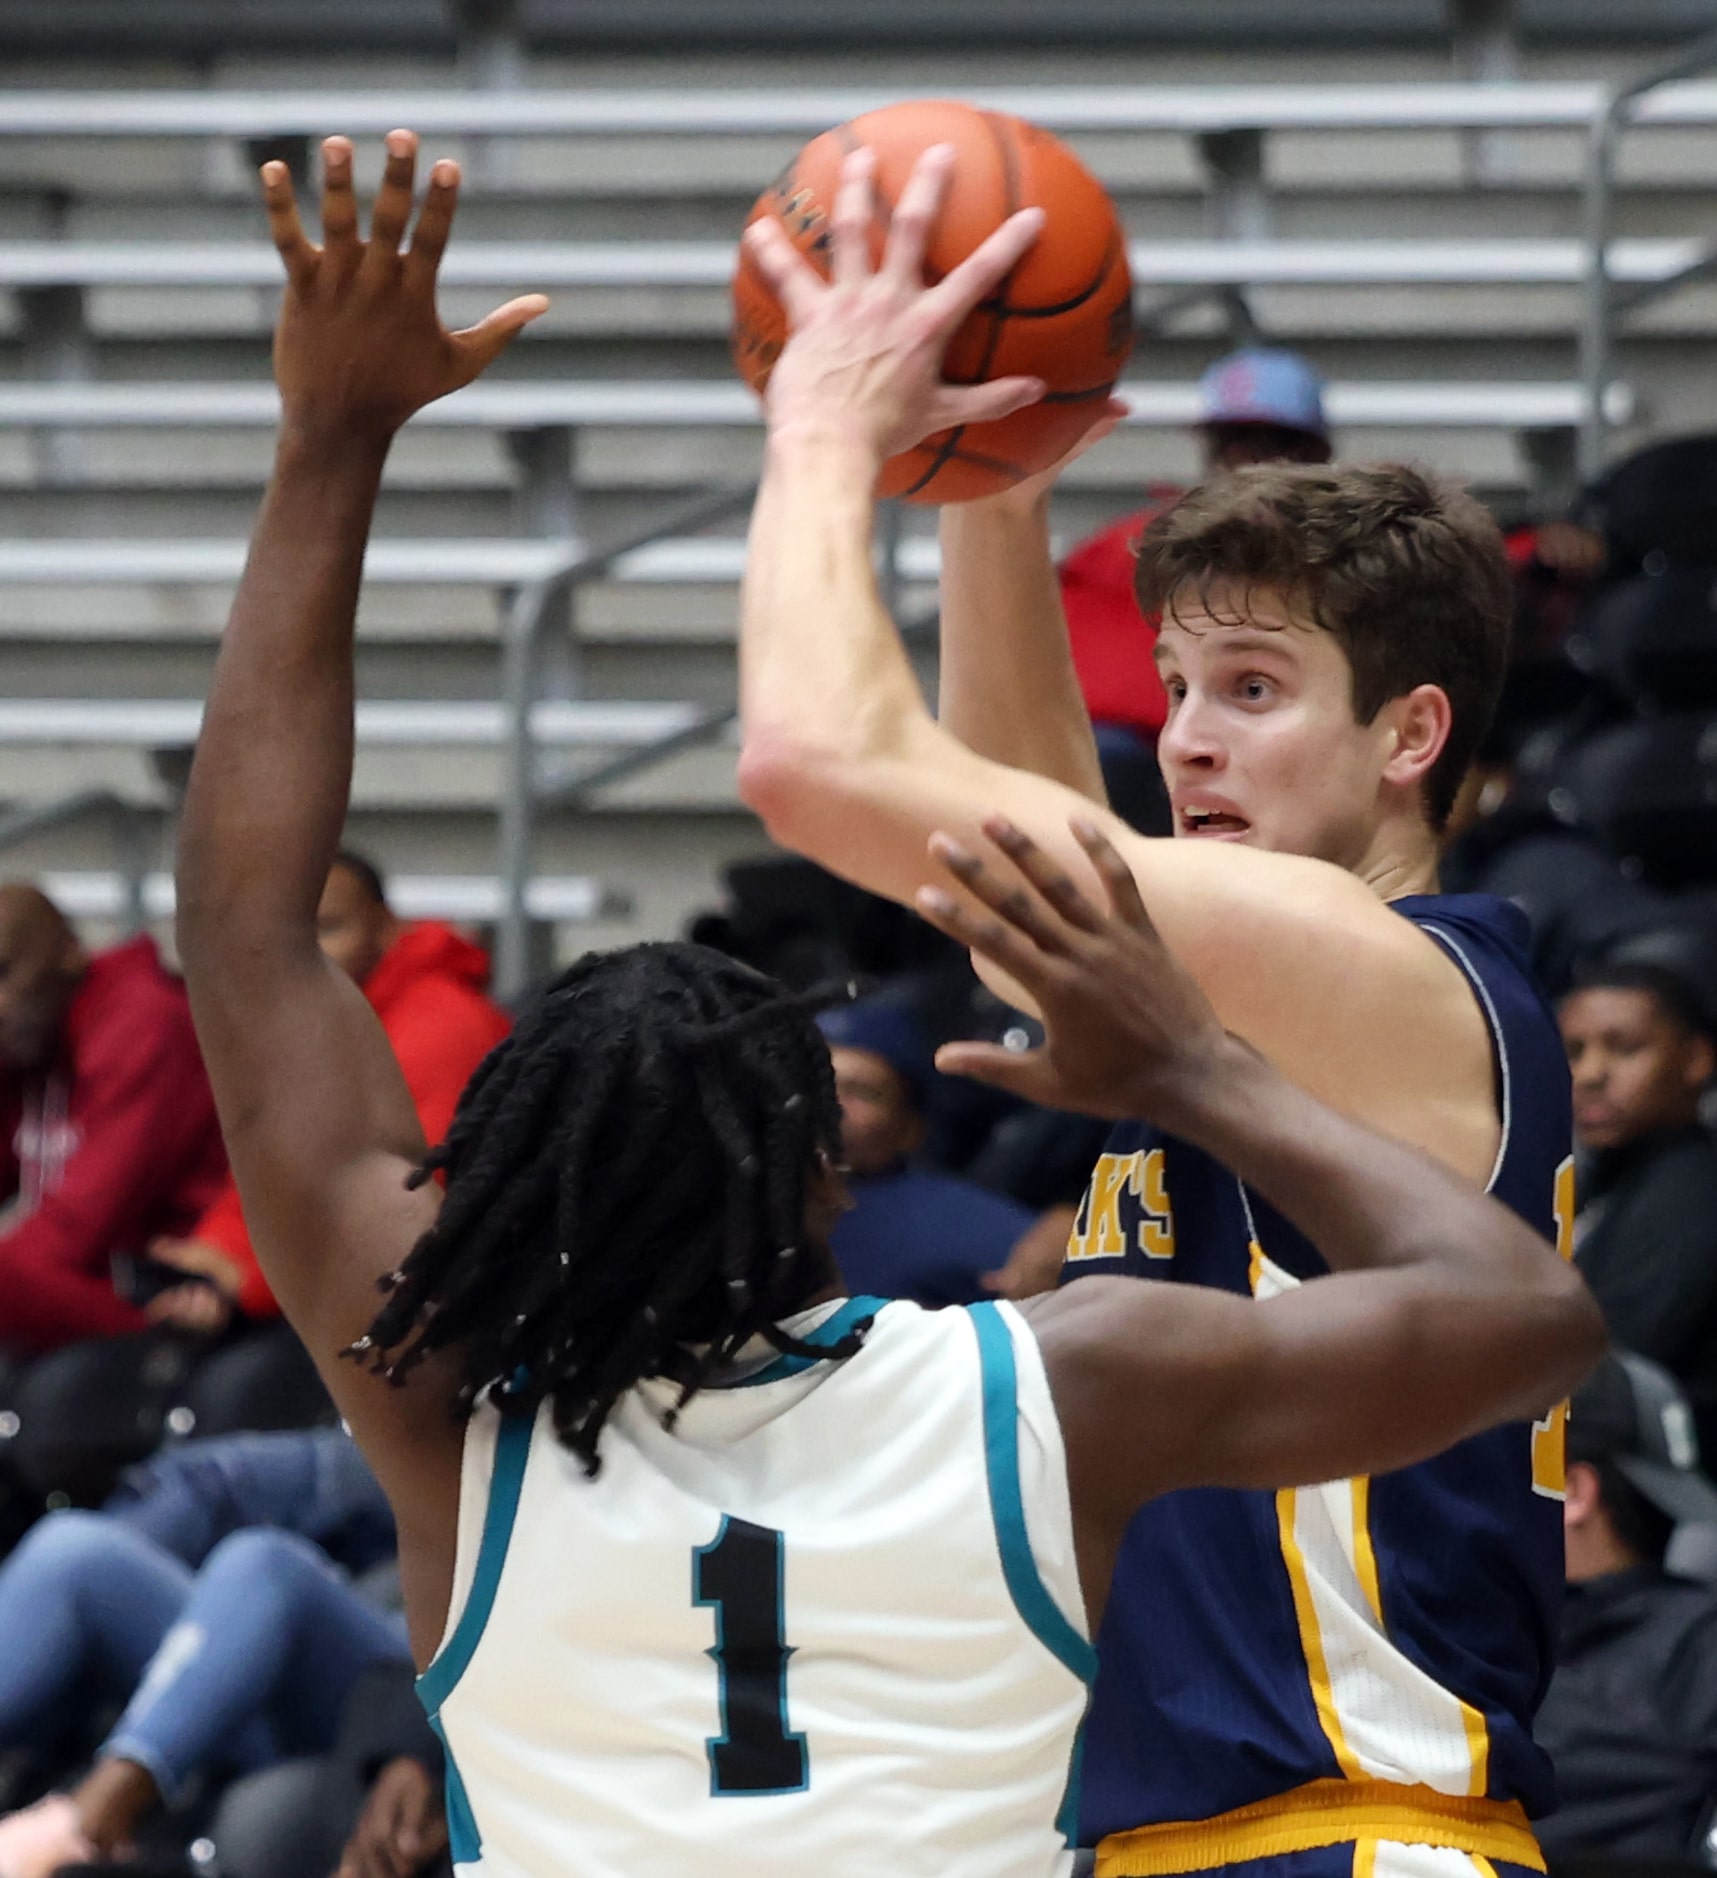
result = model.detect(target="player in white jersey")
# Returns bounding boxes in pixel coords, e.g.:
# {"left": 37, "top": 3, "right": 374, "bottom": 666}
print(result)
{"left": 54, "top": 131, "right": 1603, "bottom": 1878}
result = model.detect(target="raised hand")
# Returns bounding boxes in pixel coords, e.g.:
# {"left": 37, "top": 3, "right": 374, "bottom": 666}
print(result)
{"left": 263, "top": 130, "right": 547, "bottom": 445}
{"left": 915, "top": 815, "right": 1235, "bottom": 1122}
{"left": 744, "top": 144, "right": 1048, "bottom": 464}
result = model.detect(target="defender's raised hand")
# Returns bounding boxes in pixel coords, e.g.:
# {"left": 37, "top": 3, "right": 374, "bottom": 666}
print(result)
{"left": 263, "top": 130, "right": 547, "bottom": 444}
{"left": 744, "top": 144, "right": 1047, "bottom": 465}
{"left": 916, "top": 816, "right": 1238, "bottom": 1124}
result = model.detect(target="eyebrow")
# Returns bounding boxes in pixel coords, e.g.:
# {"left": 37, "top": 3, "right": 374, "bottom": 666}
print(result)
{"left": 1152, "top": 629, "right": 1298, "bottom": 669}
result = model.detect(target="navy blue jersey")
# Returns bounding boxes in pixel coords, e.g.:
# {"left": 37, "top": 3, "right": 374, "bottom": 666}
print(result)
{"left": 1065, "top": 894, "right": 1575, "bottom": 1844}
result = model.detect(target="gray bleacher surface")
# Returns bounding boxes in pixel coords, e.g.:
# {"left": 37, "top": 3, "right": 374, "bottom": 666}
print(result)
{"left": 2, "top": 16, "right": 1716, "bottom": 976}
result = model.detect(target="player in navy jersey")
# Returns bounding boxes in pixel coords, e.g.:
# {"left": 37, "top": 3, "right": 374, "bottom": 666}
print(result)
{"left": 740, "top": 146, "right": 1578, "bottom": 1878}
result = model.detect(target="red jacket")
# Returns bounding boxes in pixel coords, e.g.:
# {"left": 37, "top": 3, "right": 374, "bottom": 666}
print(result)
{"left": 1057, "top": 494, "right": 1181, "bottom": 740}
{"left": 0, "top": 936, "right": 228, "bottom": 1352}
{"left": 196, "top": 921, "right": 511, "bottom": 1318}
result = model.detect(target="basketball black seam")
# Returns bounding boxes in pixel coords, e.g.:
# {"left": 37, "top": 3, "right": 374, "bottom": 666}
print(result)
{"left": 987, "top": 231, "right": 1124, "bottom": 320}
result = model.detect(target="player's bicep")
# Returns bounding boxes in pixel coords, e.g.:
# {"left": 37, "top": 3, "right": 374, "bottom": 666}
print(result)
{"left": 187, "top": 945, "right": 433, "bottom": 1349}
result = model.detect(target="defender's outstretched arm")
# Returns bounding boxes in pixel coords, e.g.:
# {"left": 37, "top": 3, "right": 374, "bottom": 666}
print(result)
{"left": 917, "top": 822, "right": 1606, "bottom": 1624}
{"left": 175, "top": 132, "right": 544, "bottom": 1534}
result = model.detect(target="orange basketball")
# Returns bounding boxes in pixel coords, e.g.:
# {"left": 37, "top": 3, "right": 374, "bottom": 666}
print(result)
{"left": 732, "top": 99, "right": 1134, "bottom": 504}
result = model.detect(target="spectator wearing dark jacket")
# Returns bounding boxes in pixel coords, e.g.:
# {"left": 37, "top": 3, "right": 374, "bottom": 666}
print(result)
{"left": 0, "top": 886, "right": 226, "bottom": 1353}
{"left": 147, "top": 852, "right": 510, "bottom": 1328}
{"left": 816, "top": 999, "right": 1035, "bottom": 1308}
{"left": 1560, "top": 960, "right": 1717, "bottom": 1460}
{"left": 1536, "top": 1351, "right": 1717, "bottom": 1866}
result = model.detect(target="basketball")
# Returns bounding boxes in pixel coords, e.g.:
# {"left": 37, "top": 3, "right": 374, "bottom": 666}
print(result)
{"left": 732, "top": 100, "right": 1134, "bottom": 503}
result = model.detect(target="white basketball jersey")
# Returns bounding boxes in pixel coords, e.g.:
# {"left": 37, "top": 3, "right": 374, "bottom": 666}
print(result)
{"left": 418, "top": 1296, "right": 1093, "bottom": 1878}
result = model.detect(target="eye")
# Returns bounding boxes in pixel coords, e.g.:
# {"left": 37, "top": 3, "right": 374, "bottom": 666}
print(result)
{"left": 1236, "top": 673, "right": 1273, "bottom": 704}
{"left": 1163, "top": 676, "right": 1187, "bottom": 705}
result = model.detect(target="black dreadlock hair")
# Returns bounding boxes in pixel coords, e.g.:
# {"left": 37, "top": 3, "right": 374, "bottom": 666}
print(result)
{"left": 345, "top": 941, "right": 864, "bottom": 1474}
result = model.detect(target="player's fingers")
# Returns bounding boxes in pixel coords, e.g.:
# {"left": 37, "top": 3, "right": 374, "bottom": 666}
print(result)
{"left": 450, "top": 293, "right": 551, "bottom": 377}
{"left": 259, "top": 161, "right": 318, "bottom": 286}
{"left": 922, "top": 205, "right": 1043, "bottom": 330}
{"left": 982, "top": 816, "right": 1104, "bottom": 934}
{"left": 404, "top": 156, "right": 461, "bottom": 291}
{"left": 913, "top": 881, "right": 1053, "bottom": 988}
{"left": 319, "top": 136, "right": 360, "bottom": 255}
{"left": 362, "top": 128, "right": 418, "bottom": 274}
{"left": 830, "top": 145, "right": 878, "bottom": 289}
{"left": 932, "top": 1038, "right": 1057, "bottom": 1103}
{"left": 743, "top": 218, "right": 825, "bottom": 327}
{"left": 935, "top": 375, "right": 1046, "bottom": 430}
{"left": 1071, "top": 815, "right": 1154, "bottom": 931}
{"left": 929, "top": 831, "right": 1073, "bottom": 956}
{"left": 880, "top": 143, "right": 953, "bottom": 287}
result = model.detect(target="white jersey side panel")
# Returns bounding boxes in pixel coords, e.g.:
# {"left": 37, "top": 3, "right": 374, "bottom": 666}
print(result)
{"left": 420, "top": 1298, "right": 1092, "bottom": 1878}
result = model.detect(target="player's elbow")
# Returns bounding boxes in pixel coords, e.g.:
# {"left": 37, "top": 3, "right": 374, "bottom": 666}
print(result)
{"left": 737, "top": 727, "right": 853, "bottom": 852}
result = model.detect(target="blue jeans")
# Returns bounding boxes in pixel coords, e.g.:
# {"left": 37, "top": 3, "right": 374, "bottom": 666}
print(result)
{"left": 104, "top": 1428, "right": 394, "bottom": 1574}
{"left": 0, "top": 1513, "right": 408, "bottom": 1797}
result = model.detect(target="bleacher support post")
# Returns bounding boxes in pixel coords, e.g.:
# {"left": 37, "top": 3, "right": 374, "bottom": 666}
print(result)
{"left": 19, "top": 284, "right": 91, "bottom": 485}
{"left": 1451, "top": 0, "right": 1520, "bottom": 186}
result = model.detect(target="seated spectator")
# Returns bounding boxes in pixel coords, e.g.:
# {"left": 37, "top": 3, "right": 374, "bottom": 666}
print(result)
{"left": 0, "top": 856, "right": 512, "bottom": 1507}
{"left": 0, "top": 885, "right": 226, "bottom": 1354}
{"left": 207, "top": 1659, "right": 448, "bottom": 1878}
{"left": 0, "top": 1426, "right": 405, "bottom": 1878}
{"left": 1536, "top": 1351, "right": 1717, "bottom": 1866}
{"left": 1560, "top": 960, "right": 1717, "bottom": 1457}
{"left": 147, "top": 850, "right": 511, "bottom": 1327}
{"left": 816, "top": 998, "right": 1036, "bottom": 1306}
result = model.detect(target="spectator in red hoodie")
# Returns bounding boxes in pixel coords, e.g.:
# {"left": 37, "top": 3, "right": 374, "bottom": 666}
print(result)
{"left": 0, "top": 884, "right": 227, "bottom": 1354}
{"left": 147, "top": 852, "right": 510, "bottom": 1331}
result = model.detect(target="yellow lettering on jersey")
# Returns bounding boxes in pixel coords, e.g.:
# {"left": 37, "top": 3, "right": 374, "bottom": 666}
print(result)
{"left": 1066, "top": 1152, "right": 1140, "bottom": 1262}
{"left": 1531, "top": 1155, "right": 1577, "bottom": 1501}
{"left": 1135, "top": 1148, "right": 1175, "bottom": 1261}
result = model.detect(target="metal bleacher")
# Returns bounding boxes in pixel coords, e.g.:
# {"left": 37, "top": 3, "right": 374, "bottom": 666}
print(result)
{"left": 4, "top": 19, "right": 1717, "bottom": 980}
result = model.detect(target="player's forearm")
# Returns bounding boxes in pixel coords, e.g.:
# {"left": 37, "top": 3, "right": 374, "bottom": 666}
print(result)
{"left": 1169, "top": 1038, "right": 1580, "bottom": 1295}
{"left": 937, "top": 499, "right": 1106, "bottom": 801}
{"left": 177, "top": 430, "right": 386, "bottom": 963}
{"left": 739, "top": 431, "right": 969, "bottom": 897}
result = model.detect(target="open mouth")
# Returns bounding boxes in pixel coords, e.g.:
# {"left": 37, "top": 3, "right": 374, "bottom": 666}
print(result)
{"left": 1179, "top": 808, "right": 1252, "bottom": 838}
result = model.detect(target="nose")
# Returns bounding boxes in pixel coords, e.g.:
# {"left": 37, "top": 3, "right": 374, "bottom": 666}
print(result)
{"left": 1157, "top": 691, "right": 1226, "bottom": 775}
{"left": 1569, "top": 1049, "right": 1606, "bottom": 1093}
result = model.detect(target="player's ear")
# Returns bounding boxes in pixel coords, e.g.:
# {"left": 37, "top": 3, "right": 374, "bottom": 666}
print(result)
{"left": 1378, "top": 684, "right": 1452, "bottom": 793}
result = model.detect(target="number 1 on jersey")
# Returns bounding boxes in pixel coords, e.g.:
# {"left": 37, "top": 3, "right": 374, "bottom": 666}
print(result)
{"left": 694, "top": 1516, "right": 808, "bottom": 1796}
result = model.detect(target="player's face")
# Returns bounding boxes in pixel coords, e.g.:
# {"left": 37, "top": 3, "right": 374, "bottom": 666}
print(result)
{"left": 316, "top": 864, "right": 395, "bottom": 986}
{"left": 0, "top": 910, "right": 82, "bottom": 1072}
{"left": 1560, "top": 987, "right": 1714, "bottom": 1151}
{"left": 1153, "top": 587, "right": 1397, "bottom": 868}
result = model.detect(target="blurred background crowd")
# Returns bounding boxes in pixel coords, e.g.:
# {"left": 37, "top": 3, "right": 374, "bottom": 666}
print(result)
{"left": 3, "top": 1, "right": 1717, "bottom": 1875}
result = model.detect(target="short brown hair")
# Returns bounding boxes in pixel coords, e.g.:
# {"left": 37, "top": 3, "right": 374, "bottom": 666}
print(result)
{"left": 1134, "top": 462, "right": 1513, "bottom": 830}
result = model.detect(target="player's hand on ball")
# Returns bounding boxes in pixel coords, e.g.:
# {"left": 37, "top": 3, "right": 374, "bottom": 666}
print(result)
{"left": 745, "top": 144, "right": 1048, "bottom": 466}
{"left": 263, "top": 130, "right": 548, "bottom": 446}
{"left": 915, "top": 817, "right": 1235, "bottom": 1123}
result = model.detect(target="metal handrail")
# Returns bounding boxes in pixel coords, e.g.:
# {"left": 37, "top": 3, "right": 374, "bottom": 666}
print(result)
{"left": 492, "top": 483, "right": 755, "bottom": 995}
{"left": 1578, "top": 26, "right": 1717, "bottom": 485}
{"left": 0, "top": 790, "right": 152, "bottom": 934}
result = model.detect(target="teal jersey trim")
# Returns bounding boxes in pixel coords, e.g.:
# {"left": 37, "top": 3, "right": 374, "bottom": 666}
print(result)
{"left": 711, "top": 1296, "right": 888, "bottom": 1388}
{"left": 968, "top": 1300, "right": 1096, "bottom": 1846}
{"left": 417, "top": 1406, "right": 534, "bottom": 1715}
{"left": 427, "top": 1712, "right": 483, "bottom": 1867}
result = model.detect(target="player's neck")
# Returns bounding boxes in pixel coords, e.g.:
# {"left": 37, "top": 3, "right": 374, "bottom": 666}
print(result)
{"left": 1350, "top": 814, "right": 1442, "bottom": 904}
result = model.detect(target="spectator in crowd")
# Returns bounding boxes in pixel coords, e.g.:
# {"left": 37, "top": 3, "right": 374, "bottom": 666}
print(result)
{"left": 0, "top": 1425, "right": 405, "bottom": 1878}
{"left": 147, "top": 850, "right": 511, "bottom": 1329}
{"left": 1560, "top": 960, "right": 1717, "bottom": 1457}
{"left": 208, "top": 1659, "right": 448, "bottom": 1878}
{"left": 0, "top": 884, "right": 226, "bottom": 1354}
{"left": 1536, "top": 1351, "right": 1717, "bottom": 1867}
{"left": 816, "top": 997, "right": 1036, "bottom": 1306}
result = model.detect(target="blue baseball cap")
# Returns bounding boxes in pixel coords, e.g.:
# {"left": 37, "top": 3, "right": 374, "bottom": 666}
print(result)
{"left": 1197, "top": 347, "right": 1329, "bottom": 442}
{"left": 816, "top": 998, "right": 937, "bottom": 1112}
